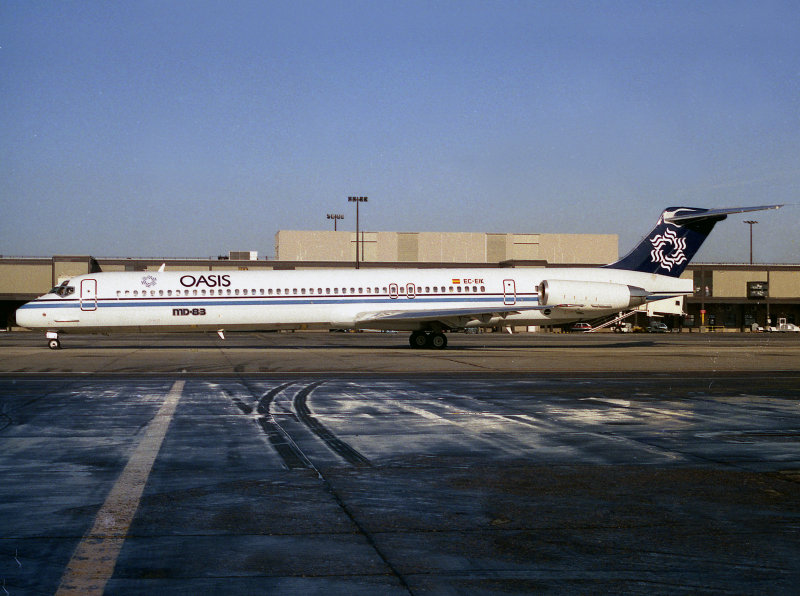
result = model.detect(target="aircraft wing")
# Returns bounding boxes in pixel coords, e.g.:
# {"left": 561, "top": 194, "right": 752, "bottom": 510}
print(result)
{"left": 355, "top": 305, "right": 550, "bottom": 326}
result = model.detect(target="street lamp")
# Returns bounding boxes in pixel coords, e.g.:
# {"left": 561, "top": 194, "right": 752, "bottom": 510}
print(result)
{"left": 326, "top": 213, "right": 344, "bottom": 231}
{"left": 743, "top": 220, "right": 758, "bottom": 264}
{"left": 348, "top": 196, "right": 368, "bottom": 269}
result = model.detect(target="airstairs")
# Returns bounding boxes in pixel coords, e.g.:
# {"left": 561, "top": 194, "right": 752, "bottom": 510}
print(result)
{"left": 587, "top": 310, "right": 638, "bottom": 333}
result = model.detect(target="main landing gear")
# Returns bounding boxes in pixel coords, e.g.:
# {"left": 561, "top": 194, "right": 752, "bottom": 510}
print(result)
{"left": 46, "top": 331, "right": 61, "bottom": 350}
{"left": 409, "top": 330, "right": 448, "bottom": 350}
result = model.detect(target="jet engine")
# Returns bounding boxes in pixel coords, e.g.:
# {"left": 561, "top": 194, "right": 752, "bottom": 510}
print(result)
{"left": 538, "top": 280, "right": 649, "bottom": 311}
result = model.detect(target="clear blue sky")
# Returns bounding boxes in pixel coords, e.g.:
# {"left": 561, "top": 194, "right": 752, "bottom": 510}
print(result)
{"left": 1, "top": 1, "right": 798, "bottom": 262}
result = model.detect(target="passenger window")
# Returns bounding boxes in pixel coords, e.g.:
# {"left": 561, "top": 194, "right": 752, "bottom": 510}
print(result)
{"left": 382, "top": 287, "right": 387, "bottom": 293}
{"left": 116, "top": 291, "right": 121, "bottom": 297}
{"left": 242, "top": 289, "right": 248, "bottom": 295}
{"left": 473, "top": 286, "right": 478, "bottom": 292}
{"left": 159, "top": 290, "right": 164, "bottom": 296}
{"left": 134, "top": 290, "right": 139, "bottom": 296}
{"left": 449, "top": 286, "right": 454, "bottom": 292}
{"left": 293, "top": 289, "right": 298, "bottom": 295}
{"left": 334, "top": 288, "right": 339, "bottom": 294}
{"left": 457, "top": 287, "right": 462, "bottom": 293}
{"left": 464, "top": 286, "right": 469, "bottom": 293}
{"left": 277, "top": 289, "right": 281, "bottom": 295}
{"left": 366, "top": 287, "right": 371, "bottom": 294}
{"left": 193, "top": 290, "right": 198, "bottom": 296}
{"left": 201, "top": 289, "right": 207, "bottom": 296}
{"left": 168, "top": 290, "right": 172, "bottom": 296}
{"left": 358, "top": 287, "right": 362, "bottom": 294}
{"left": 125, "top": 290, "right": 130, "bottom": 296}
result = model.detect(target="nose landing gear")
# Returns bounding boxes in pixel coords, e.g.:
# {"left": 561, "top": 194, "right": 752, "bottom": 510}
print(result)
{"left": 409, "top": 331, "right": 448, "bottom": 350}
{"left": 46, "top": 332, "right": 61, "bottom": 350}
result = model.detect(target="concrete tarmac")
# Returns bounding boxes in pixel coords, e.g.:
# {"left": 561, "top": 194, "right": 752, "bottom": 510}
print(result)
{"left": 1, "top": 332, "right": 799, "bottom": 594}
{"left": 1, "top": 330, "right": 799, "bottom": 373}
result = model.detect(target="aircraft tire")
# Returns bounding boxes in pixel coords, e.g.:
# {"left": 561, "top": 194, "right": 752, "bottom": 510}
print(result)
{"left": 428, "top": 332, "right": 447, "bottom": 350}
{"left": 410, "top": 331, "right": 428, "bottom": 349}
{"left": 48, "top": 339, "right": 61, "bottom": 350}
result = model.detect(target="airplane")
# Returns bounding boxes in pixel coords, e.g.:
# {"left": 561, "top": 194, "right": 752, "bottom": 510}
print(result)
{"left": 15, "top": 204, "right": 782, "bottom": 350}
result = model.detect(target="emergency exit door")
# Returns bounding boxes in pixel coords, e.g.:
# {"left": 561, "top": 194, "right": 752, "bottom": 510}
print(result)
{"left": 80, "top": 279, "right": 97, "bottom": 311}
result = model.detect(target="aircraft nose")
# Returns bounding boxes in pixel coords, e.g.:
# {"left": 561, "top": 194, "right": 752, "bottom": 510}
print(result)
{"left": 15, "top": 304, "right": 42, "bottom": 329}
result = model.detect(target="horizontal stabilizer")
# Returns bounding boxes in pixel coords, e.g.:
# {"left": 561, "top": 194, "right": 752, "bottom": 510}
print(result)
{"left": 665, "top": 204, "right": 783, "bottom": 224}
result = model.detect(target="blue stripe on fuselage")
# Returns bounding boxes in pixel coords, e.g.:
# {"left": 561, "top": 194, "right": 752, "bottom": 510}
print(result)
{"left": 18, "top": 294, "right": 539, "bottom": 310}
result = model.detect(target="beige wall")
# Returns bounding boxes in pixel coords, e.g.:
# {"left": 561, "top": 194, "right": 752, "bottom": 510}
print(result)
{"left": 275, "top": 231, "right": 353, "bottom": 261}
{"left": 53, "top": 258, "right": 90, "bottom": 283}
{"left": 537, "top": 234, "right": 617, "bottom": 265}
{"left": 711, "top": 269, "right": 800, "bottom": 299}
{"left": 0, "top": 263, "right": 52, "bottom": 294}
{"left": 274, "top": 230, "right": 617, "bottom": 265}
{"left": 713, "top": 270, "right": 770, "bottom": 298}
{"left": 770, "top": 271, "right": 800, "bottom": 298}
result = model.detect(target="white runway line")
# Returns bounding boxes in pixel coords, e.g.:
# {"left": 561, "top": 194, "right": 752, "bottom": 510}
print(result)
{"left": 55, "top": 380, "right": 185, "bottom": 595}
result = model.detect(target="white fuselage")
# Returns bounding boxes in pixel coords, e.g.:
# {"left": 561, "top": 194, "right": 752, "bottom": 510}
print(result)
{"left": 15, "top": 267, "right": 692, "bottom": 334}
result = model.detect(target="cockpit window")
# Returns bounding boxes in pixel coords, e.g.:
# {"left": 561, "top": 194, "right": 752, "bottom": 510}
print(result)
{"left": 48, "top": 280, "right": 75, "bottom": 297}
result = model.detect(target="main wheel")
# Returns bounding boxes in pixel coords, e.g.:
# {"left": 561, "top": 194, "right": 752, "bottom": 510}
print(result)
{"left": 409, "top": 331, "right": 429, "bottom": 349}
{"left": 428, "top": 332, "right": 447, "bottom": 350}
{"left": 48, "top": 339, "right": 61, "bottom": 350}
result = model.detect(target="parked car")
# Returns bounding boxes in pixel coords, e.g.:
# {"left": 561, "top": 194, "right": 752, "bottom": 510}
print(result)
{"left": 647, "top": 321, "right": 669, "bottom": 333}
{"left": 569, "top": 322, "right": 592, "bottom": 333}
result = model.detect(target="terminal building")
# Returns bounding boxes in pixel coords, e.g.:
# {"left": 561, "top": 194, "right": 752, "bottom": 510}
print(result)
{"left": 1, "top": 229, "right": 798, "bottom": 331}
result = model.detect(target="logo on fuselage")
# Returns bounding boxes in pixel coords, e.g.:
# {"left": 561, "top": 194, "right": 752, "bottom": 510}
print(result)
{"left": 649, "top": 226, "right": 687, "bottom": 271}
{"left": 179, "top": 274, "right": 231, "bottom": 288}
{"left": 141, "top": 275, "right": 158, "bottom": 288}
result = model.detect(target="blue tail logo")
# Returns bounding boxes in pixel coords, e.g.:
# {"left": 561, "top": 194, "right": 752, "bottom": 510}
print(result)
{"left": 605, "top": 205, "right": 782, "bottom": 277}
{"left": 649, "top": 225, "right": 688, "bottom": 272}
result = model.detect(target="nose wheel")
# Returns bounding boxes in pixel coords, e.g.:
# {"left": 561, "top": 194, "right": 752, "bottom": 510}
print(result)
{"left": 46, "top": 332, "right": 61, "bottom": 350}
{"left": 409, "top": 331, "right": 448, "bottom": 350}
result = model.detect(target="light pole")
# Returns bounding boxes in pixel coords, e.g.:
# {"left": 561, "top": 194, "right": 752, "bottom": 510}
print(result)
{"left": 743, "top": 220, "right": 758, "bottom": 264}
{"left": 326, "top": 213, "right": 344, "bottom": 231}
{"left": 348, "top": 196, "right": 368, "bottom": 269}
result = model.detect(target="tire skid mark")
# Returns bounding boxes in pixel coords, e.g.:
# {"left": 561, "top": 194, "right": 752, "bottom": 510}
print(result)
{"left": 253, "top": 381, "right": 313, "bottom": 470}
{"left": 257, "top": 382, "right": 315, "bottom": 470}
{"left": 292, "top": 381, "right": 371, "bottom": 467}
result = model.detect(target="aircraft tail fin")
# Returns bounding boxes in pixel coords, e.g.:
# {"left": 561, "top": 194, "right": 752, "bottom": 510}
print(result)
{"left": 604, "top": 205, "right": 782, "bottom": 277}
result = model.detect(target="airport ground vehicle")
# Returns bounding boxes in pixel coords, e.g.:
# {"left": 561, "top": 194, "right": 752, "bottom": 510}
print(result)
{"left": 647, "top": 321, "right": 669, "bottom": 333}
{"left": 768, "top": 318, "right": 800, "bottom": 332}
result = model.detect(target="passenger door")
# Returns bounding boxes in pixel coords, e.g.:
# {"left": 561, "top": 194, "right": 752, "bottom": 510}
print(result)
{"left": 80, "top": 279, "right": 97, "bottom": 311}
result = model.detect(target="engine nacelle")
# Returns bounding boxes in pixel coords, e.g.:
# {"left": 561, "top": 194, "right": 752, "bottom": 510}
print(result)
{"left": 538, "top": 280, "right": 649, "bottom": 311}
